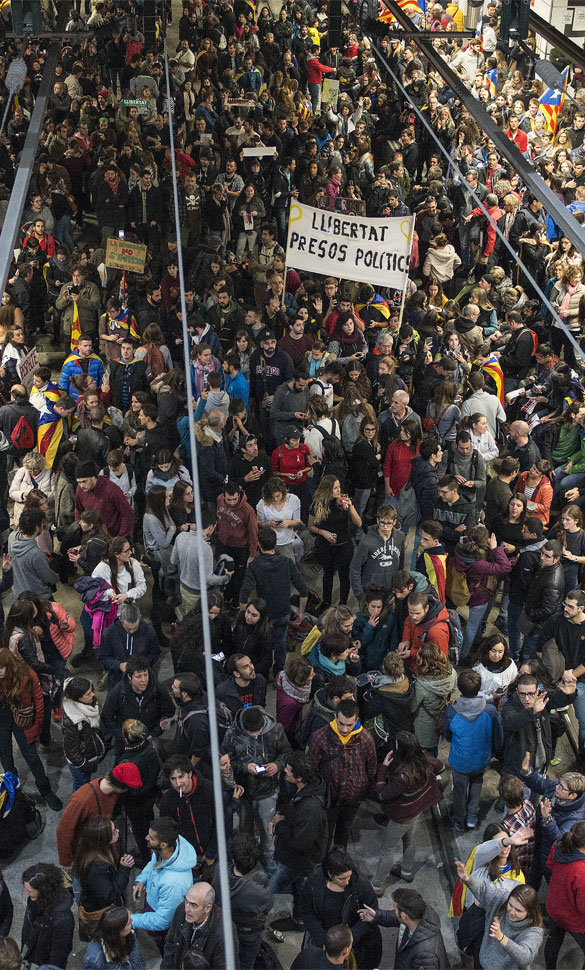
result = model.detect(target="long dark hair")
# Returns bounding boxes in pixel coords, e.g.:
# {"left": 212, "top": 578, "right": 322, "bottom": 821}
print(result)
{"left": 96, "top": 907, "right": 133, "bottom": 964}
{"left": 169, "top": 480, "right": 194, "bottom": 512}
{"left": 240, "top": 596, "right": 273, "bottom": 641}
{"left": 145, "top": 485, "right": 171, "bottom": 528}
{"left": 390, "top": 730, "right": 431, "bottom": 790}
{"left": 22, "top": 863, "right": 63, "bottom": 914}
{"left": 482, "top": 822, "right": 522, "bottom": 881}
{"left": 151, "top": 449, "right": 181, "bottom": 477}
{"left": 73, "top": 816, "right": 118, "bottom": 878}
{"left": 106, "top": 537, "right": 136, "bottom": 594}
{"left": 2, "top": 600, "right": 37, "bottom": 651}
{"left": 560, "top": 820, "right": 585, "bottom": 855}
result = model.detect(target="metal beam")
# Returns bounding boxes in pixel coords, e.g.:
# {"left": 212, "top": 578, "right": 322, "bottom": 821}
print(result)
{"left": 529, "top": 9, "right": 585, "bottom": 74}
{"left": 385, "top": 29, "right": 476, "bottom": 38}
{"left": 378, "top": 0, "right": 585, "bottom": 257}
{"left": 0, "top": 2, "right": 69, "bottom": 296}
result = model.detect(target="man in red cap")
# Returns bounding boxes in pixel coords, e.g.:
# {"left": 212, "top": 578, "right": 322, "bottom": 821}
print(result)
{"left": 56, "top": 762, "right": 142, "bottom": 878}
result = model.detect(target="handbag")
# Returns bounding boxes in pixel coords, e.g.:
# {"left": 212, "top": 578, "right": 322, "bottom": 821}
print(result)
{"left": 9, "top": 702, "right": 34, "bottom": 727}
{"left": 396, "top": 480, "right": 419, "bottom": 530}
{"left": 517, "top": 609, "right": 536, "bottom": 636}
{"left": 78, "top": 904, "right": 112, "bottom": 942}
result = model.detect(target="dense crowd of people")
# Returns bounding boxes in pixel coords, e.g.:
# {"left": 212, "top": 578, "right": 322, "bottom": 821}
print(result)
{"left": 0, "top": 0, "right": 584, "bottom": 967}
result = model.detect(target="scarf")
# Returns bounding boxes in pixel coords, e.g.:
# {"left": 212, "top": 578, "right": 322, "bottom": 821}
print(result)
{"left": 317, "top": 647, "right": 346, "bottom": 676}
{"left": 559, "top": 283, "right": 577, "bottom": 319}
{"left": 329, "top": 717, "right": 363, "bottom": 745}
{"left": 63, "top": 679, "right": 101, "bottom": 727}
{"left": 275, "top": 669, "right": 312, "bottom": 704}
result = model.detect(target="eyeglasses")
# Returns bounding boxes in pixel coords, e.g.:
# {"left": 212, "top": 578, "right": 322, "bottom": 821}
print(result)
{"left": 517, "top": 691, "right": 537, "bottom": 698}
{"left": 557, "top": 782, "right": 574, "bottom": 794}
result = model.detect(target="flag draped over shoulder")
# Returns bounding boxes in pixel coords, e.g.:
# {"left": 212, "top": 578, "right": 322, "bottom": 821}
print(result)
{"left": 37, "top": 400, "right": 72, "bottom": 467}
{"left": 485, "top": 68, "right": 497, "bottom": 97}
{"left": 539, "top": 66, "right": 569, "bottom": 135}
{"left": 70, "top": 301, "right": 80, "bottom": 352}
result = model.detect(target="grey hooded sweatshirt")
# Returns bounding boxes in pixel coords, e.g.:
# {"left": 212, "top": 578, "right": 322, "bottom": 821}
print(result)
{"left": 7, "top": 531, "right": 59, "bottom": 596}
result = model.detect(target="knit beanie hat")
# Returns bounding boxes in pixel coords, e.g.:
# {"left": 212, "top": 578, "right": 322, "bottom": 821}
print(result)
{"left": 108, "top": 762, "right": 142, "bottom": 790}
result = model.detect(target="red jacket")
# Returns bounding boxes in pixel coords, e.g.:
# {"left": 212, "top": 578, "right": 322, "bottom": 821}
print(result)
{"left": 22, "top": 231, "right": 55, "bottom": 259}
{"left": 506, "top": 128, "right": 528, "bottom": 153}
{"left": 470, "top": 203, "right": 503, "bottom": 257}
{"left": 306, "top": 55, "right": 335, "bottom": 85}
{"left": 383, "top": 439, "right": 419, "bottom": 497}
{"left": 547, "top": 842, "right": 585, "bottom": 933}
{"left": 402, "top": 600, "right": 450, "bottom": 672}
{"left": 19, "top": 666, "right": 44, "bottom": 745}
{"left": 216, "top": 491, "right": 258, "bottom": 556}
{"left": 271, "top": 442, "right": 311, "bottom": 484}
{"left": 514, "top": 472, "right": 553, "bottom": 525}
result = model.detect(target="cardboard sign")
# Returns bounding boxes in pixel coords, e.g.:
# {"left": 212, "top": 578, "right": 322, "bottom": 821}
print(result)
{"left": 105, "top": 237, "right": 147, "bottom": 274}
{"left": 122, "top": 99, "right": 151, "bottom": 108}
{"left": 17, "top": 347, "right": 39, "bottom": 389}
{"left": 287, "top": 202, "right": 413, "bottom": 289}
{"left": 322, "top": 78, "right": 340, "bottom": 110}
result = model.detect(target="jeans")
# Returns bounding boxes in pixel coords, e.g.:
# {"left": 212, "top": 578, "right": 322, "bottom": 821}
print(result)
{"left": 327, "top": 800, "right": 359, "bottom": 848}
{"left": 522, "top": 629, "right": 539, "bottom": 660}
{"left": 272, "top": 614, "right": 289, "bottom": 675}
{"left": 273, "top": 207, "right": 287, "bottom": 247}
{"left": 543, "top": 922, "right": 585, "bottom": 968}
{"left": 68, "top": 761, "right": 91, "bottom": 792}
{"left": 315, "top": 538, "right": 353, "bottom": 607}
{"left": 452, "top": 768, "right": 484, "bottom": 828}
{"left": 553, "top": 465, "right": 585, "bottom": 496}
{"left": 507, "top": 600, "right": 523, "bottom": 662}
{"left": 241, "top": 792, "right": 278, "bottom": 857}
{"left": 0, "top": 721, "right": 50, "bottom": 794}
{"left": 461, "top": 602, "right": 489, "bottom": 659}
{"left": 308, "top": 81, "right": 321, "bottom": 112}
{"left": 573, "top": 681, "right": 585, "bottom": 748}
{"left": 238, "top": 931, "right": 264, "bottom": 970}
{"left": 53, "top": 214, "right": 74, "bottom": 250}
{"left": 80, "top": 607, "right": 94, "bottom": 656}
{"left": 268, "top": 862, "right": 307, "bottom": 921}
{"left": 410, "top": 531, "right": 421, "bottom": 569}
{"left": 373, "top": 817, "right": 417, "bottom": 885}
{"left": 353, "top": 487, "right": 371, "bottom": 537}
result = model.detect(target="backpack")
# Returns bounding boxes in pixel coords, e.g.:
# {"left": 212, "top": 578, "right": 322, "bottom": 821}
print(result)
{"left": 306, "top": 418, "right": 339, "bottom": 451}
{"left": 145, "top": 344, "right": 166, "bottom": 379}
{"left": 180, "top": 701, "right": 233, "bottom": 745}
{"left": 10, "top": 415, "right": 35, "bottom": 450}
{"left": 422, "top": 610, "right": 464, "bottom": 666}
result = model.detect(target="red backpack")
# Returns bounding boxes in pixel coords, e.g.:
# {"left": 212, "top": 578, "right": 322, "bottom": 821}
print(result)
{"left": 10, "top": 416, "right": 35, "bottom": 450}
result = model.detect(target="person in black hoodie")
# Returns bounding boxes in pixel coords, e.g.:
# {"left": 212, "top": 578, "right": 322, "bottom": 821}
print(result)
{"left": 521, "top": 540, "right": 565, "bottom": 660}
{"left": 159, "top": 755, "right": 217, "bottom": 870}
{"left": 100, "top": 658, "right": 175, "bottom": 756}
{"left": 98, "top": 604, "right": 160, "bottom": 692}
{"left": 117, "top": 719, "right": 162, "bottom": 867}
{"left": 269, "top": 751, "right": 329, "bottom": 932}
{"left": 300, "top": 849, "right": 382, "bottom": 969}
{"left": 21, "top": 863, "right": 74, "bottom": 969}
{"left": 213, "top": 832, "right": 273, "bottom": 970}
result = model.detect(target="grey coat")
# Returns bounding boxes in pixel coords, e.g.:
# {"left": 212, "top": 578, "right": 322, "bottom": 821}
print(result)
{"left": 467, "top": 872, "right": 543, "bottom": 970}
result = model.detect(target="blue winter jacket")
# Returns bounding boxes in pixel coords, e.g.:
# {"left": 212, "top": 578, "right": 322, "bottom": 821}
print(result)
{"left": 225, "top": 370, "right": 250, "bottom": 411}
{"left": 523, "top": 768, "right": 585, "bottom": 874}
{"left": 443, "top": 695, "right": 503, "bottom": 774}
{"left": 131, "top": 835, "right": 198, "bottom": 931}
{"left": 352, "top": 610, "right": 398, "bottom": 670}
{"left": 59, "top": 351, "right": 104, "bottom": 399}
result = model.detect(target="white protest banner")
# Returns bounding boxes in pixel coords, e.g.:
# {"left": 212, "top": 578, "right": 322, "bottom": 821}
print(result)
{"left": 286, "top": 202, "right": 413, "bottom": 289}
{"left": 242, "top": 146, "right": 278, "bottom": 157}
{"left": 17, "top": 347, "right": 39, "bottom": 389}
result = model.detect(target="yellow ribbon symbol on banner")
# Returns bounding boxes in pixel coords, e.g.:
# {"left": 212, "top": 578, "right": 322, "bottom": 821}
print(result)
{"left": 289, "top": 204, "right": 303, "bottom": 223}
{"left": 400, "top": 219, "right": 413, "bottom": 245}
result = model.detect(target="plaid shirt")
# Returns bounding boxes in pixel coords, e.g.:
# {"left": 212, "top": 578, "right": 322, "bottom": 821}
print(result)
{"left": 502, "top": 800, "right": 536, "bottom": 873}
{"left": 309, "top": 723, "right": 377, "bottom": 804}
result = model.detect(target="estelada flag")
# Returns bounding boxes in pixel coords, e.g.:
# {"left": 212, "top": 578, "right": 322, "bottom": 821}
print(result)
{"left": 539, "top": 66, "right": 569, "bottom": 135}
{"left": 485, "top": 68, "right": 497, "bottom": 98}
{"left": 70, "top": 300, "right": 80, "bottom": 352}
{"left": 378, "top": 0, "right": 424, "bottom": 23}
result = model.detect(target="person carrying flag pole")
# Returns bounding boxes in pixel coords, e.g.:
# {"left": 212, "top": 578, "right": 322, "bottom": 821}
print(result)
{"left": 539, "top": 66, "right": 570, "bottom": 136}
